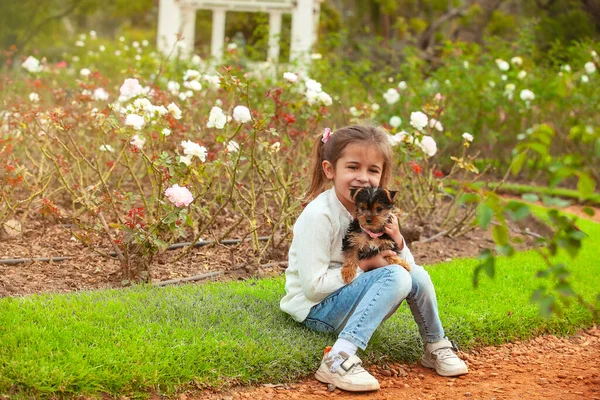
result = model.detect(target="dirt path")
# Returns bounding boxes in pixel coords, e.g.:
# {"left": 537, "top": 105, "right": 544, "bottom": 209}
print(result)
{"left": 196, "top": 326, "right": 600, "bottom": 400}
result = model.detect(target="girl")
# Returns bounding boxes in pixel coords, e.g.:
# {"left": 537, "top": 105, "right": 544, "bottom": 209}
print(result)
{"left": 280, "top": 125, "right": 468, "bottom": 392}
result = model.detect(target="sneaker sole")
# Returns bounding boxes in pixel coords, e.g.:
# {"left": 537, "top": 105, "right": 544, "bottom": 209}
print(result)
{"left": 314, "top": 370, "right": 380, "bottom": 392}
{"left": 420, "top": 358, "right": 469, "bottom": 377}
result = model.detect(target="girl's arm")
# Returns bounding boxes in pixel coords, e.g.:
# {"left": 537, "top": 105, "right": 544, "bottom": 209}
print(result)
{"left": 293, "top": 213, "right": 345, "bottom": 302}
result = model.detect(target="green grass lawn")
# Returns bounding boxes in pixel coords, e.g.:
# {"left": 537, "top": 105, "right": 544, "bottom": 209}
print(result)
{"left": 1, "top": 216, "right": 599, "bottom": 399}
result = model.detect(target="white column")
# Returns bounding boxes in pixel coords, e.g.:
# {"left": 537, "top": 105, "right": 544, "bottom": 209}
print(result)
{"left": 179, "top": 7, "right": 197, "bottom": 58}
{"left": 312, "top": 0, "right": 321, "bottom": 47}
{"left": 157, "top": 0, "right": 182, "bottom": 56}
{"left": 290, "top": 0, "right": 315, "bottom": 63}
{"left": 211, "top": 8, "right": 226, "bottom": 60}
{"left": 268, "top": 11, "right": 282, "bottom": 62}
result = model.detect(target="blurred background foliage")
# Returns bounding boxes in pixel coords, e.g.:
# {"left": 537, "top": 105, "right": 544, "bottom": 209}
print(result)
{"left": 1, "top": 0, "right": 600, "bottom": 66}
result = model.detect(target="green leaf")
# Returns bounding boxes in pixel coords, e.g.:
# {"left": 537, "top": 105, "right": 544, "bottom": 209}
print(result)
{"left": 555, "top": 282, "right": 576, "bottom": 297}
{"left": 473, "top": 249, "right": 495, "bottom": 288}
{"left": 582, "top": 207, "right": 595, "bottom": 217}
{"left": 511, "top": 151, "right": 528, "bottom": 176}
{"left": 505, "top": 201, "right": 530, "bottom": 221}
{"left": 496, "top": 244, "right": 515, "bottom": 256}
{"left": 521, "top": 193, "right": 539, "bottom": 203}
{"left": 153, "top": 238, "right": 169, "bottom": 252}
{"left": 476, "top": 203, "right": 494, "bottom": 229}
{"left": 492, "top": 224, "right": 509, "bottom": 245}
{"left": 541, "top": 195, "right": 571, "bottom": 208}
{"left": 458, "top": 193, "right": 480, "bottom": 205}
{"left": 527, "top": 142, "right": 548, "bottom": 156}
{"left": 577, "top": 172, "right": 596, "bottom": 199}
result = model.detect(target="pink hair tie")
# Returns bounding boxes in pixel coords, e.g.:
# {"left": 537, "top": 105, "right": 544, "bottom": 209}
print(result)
{"left": 321, "top": 127, "right": 332, "bottom": 143}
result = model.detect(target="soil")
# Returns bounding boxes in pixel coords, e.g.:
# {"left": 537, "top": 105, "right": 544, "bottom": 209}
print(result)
{"left": 1, "top": 203, "right": 599, "bottom": 399}
{"left": 197, "top": 326, "right": 600, "bottom": 400}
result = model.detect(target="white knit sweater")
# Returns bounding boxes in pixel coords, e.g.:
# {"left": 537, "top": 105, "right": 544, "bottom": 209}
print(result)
{"left": 280, "top": 187, "right": 418, "bottom": 322}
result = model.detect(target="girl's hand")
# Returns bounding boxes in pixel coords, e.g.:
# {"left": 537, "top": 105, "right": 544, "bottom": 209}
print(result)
{"left": 358, "top": 250, "right": 397, "bottom": 271}
{"left": 385, "top": 214, "right": 405, "bottom": 251}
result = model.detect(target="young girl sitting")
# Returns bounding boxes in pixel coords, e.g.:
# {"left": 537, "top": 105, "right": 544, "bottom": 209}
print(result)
{"left": 280, "top": 125, "right": 468, "bottom": 392}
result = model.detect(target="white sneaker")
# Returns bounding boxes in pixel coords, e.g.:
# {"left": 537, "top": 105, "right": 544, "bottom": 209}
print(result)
{"left": 421, "top": 339, "right": 469, "bottom": 377}
{"left": 314, "top": 347, "right": 380, "bottom": 392}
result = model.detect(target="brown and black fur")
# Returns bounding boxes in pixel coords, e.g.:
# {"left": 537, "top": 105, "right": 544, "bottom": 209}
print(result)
{"left": 341, "top": 187, "right": 411, "bottom": 283}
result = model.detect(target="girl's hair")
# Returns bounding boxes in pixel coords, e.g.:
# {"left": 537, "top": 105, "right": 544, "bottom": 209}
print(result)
{"left": 304, "top": 124, "right": 394, "bottom": 202}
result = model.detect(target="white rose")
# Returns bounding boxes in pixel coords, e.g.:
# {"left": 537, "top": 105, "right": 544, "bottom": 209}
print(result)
{"left": 226, "top": 140, "right": 240, "bottom": 153}
{"left": 318, "top": 91, "right": 333, "bottom": 106}
{"left": 389, "top": 116, "right": 402, "bottom": 129}
{"left": 130, "top": 134, "right": 146, "bottom": 149}
{"left": 517, "top": 70, "right": 527, "bottom": 80}
{"left": 581, "top": 74, "right": 590, "bottom": 83}
{"left": 511, "top": 56, "right": 523, "bottom": 66}
{"left": 305, "top": 90, "right": 319, "bottom": 105}
{"left": 519, "top": 89, "right": 535, "bottom": 101}
{"left": 29, "top": 92, "right": 40, "bottom": 103}
{"left": 167, "top": 103, "right": 182, "bottom": 120}
{"left": 410, "top": 111, "right": 428, "bottom": 131}
{"left": 283, "top": 72, "right": 298, "bottom": 83}
{"left": 185, "top": 80, "right": 202, "bottom": 91}
{"left": 462, "top": 132, "right": 474, "bottom": 142}
{"left": 495, "top": 59, "right": 510, "bottom": 71}
{"left": 207, "top": 106, "right": 226, "bottom": 129}
{"left": 119, "top": 78, "right": 145, "bottom": 101}
{"left": 179, "top": 155, "right": 193, "bottom": 166}
{"left": 21, "top": 56, "right": 42, "bottom": 73}
{"left": 80, "top": 68, "right": 91, "bottom": 77}
{"left": 305, "top": 79, "right": 322, "bottom": 93}
{"left": 167, "top": 81, "right": 180, "bottom": 94}
{"left": 388, "top": 131, "right": 406, "bottom": 146}
{"left": 125, "top": 114, "right": 145, "bottom": 130}
{"left": 429, "top": 118, "right": 443, "bottom": 132}
{"left": 92, "top": 88, "right": 109, "bottom": 101}
{"left": 183, "top": 70, "right": 200, "bottom": 81}
{"left": 397, "top": 81, "right": 408, "bottom": 90}
{"left": 99, "top": 144, "right": 115, "bottom": 153}
{"left": 232, "top": 105, "right": 252, "bottom": 123}
{"left": 383, "top": 88, "right": 400, "bottom": 105}
{"left": 584, "top": 61, "right": 596, "bottom": 74}
{"left": 181, "top": 140, "right": 207, "bottom": 162}
{"left": 161, "top": 128, "right": 171, "bottom": 136}
{"left": 418, "top": 135, "right": 437, "bottom": 157}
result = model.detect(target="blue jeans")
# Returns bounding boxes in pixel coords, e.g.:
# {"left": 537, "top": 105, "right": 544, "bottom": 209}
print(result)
{"left": 303, "top": 264, "right": 445, "bottom": 350}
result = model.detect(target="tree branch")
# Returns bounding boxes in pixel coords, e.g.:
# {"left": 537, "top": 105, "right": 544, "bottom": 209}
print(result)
{"left": 16, "top": 0, "right": 84, "bottom": 53}
{"left": 418, "top": 2, "right": 472, "bottom": 51}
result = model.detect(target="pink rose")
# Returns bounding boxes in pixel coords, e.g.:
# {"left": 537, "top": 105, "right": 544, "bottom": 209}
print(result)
{"left": 164, "top": 184, "right": 193, "bottom": 207}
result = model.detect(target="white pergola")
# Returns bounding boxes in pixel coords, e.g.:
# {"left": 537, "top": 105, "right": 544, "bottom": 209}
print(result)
{"left": 157, "top": 0, "right": 322, "bottom": 62}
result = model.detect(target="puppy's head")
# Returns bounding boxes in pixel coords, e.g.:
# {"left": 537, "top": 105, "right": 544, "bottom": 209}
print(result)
{"left": 350, "top": 187, "right": 397, "bottom": 232}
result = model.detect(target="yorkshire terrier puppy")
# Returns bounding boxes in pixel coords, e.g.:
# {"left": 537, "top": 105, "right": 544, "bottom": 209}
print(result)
{"left": 341, "top": 187, "right": 411, "bottom": 284}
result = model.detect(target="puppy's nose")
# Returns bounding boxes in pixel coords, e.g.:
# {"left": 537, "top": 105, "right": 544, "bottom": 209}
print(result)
{"left": 365, "top": 218, "right": 372, "bottom": 223}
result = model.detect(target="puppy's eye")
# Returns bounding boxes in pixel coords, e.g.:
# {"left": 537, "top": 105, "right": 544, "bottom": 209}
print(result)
{"left": 376, "top": 207, "right": 383, "bottom": 212}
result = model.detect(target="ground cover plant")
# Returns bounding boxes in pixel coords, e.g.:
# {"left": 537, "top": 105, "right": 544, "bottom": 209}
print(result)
{"left": 0, "top": 212, "right": 598, "bottom": 398}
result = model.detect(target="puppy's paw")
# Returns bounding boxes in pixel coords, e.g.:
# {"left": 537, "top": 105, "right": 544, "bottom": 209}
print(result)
{"left": 387, "top": 255, "right": 411, "bottom": 271}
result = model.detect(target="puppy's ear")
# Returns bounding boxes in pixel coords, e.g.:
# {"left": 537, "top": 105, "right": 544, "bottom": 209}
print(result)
{"left": 349, "top": 187, "right": 362, "bottom": 201}
{"left": 387, "top": 190, "right": 398, "bottom": 203}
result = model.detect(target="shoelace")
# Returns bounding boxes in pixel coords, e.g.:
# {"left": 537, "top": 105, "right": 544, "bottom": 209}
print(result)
{"left": 432, "top": 347, "right": 457, "bottom": 360}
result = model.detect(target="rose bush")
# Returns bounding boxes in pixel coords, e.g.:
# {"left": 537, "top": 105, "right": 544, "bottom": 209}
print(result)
{"left": 0, "top": 33, "right": 597, "bottom": 293}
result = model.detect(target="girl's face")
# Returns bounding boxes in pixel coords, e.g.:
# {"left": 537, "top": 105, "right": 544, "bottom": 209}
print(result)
{"left": 322, "top": 142, "right": 385, "bottom": 213}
